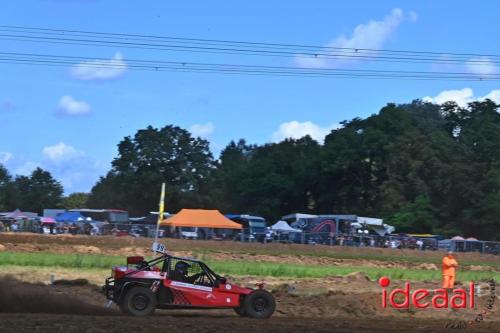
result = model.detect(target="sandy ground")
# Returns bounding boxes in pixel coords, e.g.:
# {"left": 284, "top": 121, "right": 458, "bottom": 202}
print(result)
{"left": 2, "top": 314, "right": 499, "bottom": 333}
{"left": 0, "top": 277, "right": 498, "bottom": 333}
{"left": 0, "top": 233, "right": 499, "bottom": 332}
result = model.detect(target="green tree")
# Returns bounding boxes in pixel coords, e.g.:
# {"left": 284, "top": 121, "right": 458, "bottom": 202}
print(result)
{"left": 88, "top": 125, "right": 214, "bottom": 215}
{"left": 442, "top": 99, "right": 500, "bottom": 239}
{"left": 319, "top": 101, "right": 478, "bottom": 237}
{"left": 388, "top": 195, "right": 438, "bottom": 233}
{"left": 62, "top": 192, "right": 90, "bottom": 209}
{"left": 85, "top": 100, "right": 500, "bottom": 240}
{"left": 209, "top": 139, "right": 255, "bottom": 213}
{"left": 211, "top": 136, "right": 321, "bottom": 220}
{"left": 8, "top": 168, "right": 63, "bottom": 213}
{"left": 0, "top": 164, "right": 12, "bottom": 211}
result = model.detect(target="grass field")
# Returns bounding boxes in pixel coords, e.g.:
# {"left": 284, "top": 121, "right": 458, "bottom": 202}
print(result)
{"left": 192, "top": 249, "right": 500, "bottom": 268}
{"left": 1, "top": 233, "right": 498, "bottom": 267}
{"left": 1, "top": 251, "right": 498, "bottom": 281}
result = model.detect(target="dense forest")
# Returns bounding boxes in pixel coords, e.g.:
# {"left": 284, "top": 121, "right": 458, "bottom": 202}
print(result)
{"left": 1, "top": 100, "right": 499, "bottom": 240}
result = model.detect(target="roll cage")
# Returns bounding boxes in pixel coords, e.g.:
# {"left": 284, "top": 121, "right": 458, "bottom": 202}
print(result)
{"left": 121, "top": 253, "right": 223, "bottom": 286}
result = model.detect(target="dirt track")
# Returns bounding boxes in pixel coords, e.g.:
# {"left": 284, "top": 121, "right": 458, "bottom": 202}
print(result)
{"left": 2, "top": 313, "right": 498, "bottom": 333}
{"left": 0, "top": 277, "right": 498, "bottom": 333}
{"left": 0, "top": 234, "right": 499, "bottom": 332}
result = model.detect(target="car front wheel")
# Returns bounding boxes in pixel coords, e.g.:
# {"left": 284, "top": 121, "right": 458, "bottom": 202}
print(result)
{"left": 121, "top": 286, "right": 156, "bottom": 316}
{"left": 242, "top": 290, "right": 275, "bottom": 319}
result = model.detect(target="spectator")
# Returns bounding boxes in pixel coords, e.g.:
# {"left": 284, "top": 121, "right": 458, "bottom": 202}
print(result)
{"left": 442, "top": 251, "right": 459, "bottom": 290}
{"left": 70, "top": 223, "right": 78, "bottom": 235}
{"left": 11, "top": 222, "right": 19, "bottom": 232}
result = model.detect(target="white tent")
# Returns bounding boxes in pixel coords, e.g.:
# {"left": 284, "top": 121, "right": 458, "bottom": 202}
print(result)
{"left": 281, "top": 213, "right": 318, "bottom": 220}
{"left": 356, "top": 216, "right": 395, "bottom": 236}
{"left": 270, "top": 220, "right": 302, "bottom": 233}
{"left": 357, "top": 216, "right": 383, "bottom": 226}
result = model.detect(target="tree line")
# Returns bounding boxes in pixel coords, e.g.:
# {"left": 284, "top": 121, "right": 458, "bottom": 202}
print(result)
{"left": 0, "top": 166, "right": 89, "bottom": 213}
{"left": 1, "top": 100, "right": 499, "bottom": 240}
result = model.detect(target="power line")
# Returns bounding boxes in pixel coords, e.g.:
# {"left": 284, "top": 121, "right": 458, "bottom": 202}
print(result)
{"left": 2, "top": 51, "right": 499, "bottom": 76}
{"left": 0, "top": 52, "right": 497, "bottom": 81}
{"left": 0, "top": 60, "right": 489, "bottom": 81}
{"left": 0, "top": 26, "right": 499, "bottom": 67}
{"left": 2, "top": 25, "right": 500, "bottom": 60}
{"left": 1, "top": 34, "right": 496, "bottom": 67}
{"left": 1, "top": 25, "right": 498, "bottom": 81}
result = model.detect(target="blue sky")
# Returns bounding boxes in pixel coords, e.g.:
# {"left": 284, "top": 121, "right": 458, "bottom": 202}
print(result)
{"left": 1, "top": 1, "right": 499, "bottom": 193}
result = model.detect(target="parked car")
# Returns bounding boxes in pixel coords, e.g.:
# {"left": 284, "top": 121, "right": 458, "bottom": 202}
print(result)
{"left": 180, "top": 227, "right": 198, "bottom": 240}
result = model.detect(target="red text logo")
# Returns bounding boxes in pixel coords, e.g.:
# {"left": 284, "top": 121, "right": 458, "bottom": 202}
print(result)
{"left": 379, "top": 276, "right": 475, "bottom": 309}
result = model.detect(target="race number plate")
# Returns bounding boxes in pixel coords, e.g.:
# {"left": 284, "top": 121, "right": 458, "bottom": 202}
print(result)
{"left": 152, "top": 242, "right": 167, "bottom": 254}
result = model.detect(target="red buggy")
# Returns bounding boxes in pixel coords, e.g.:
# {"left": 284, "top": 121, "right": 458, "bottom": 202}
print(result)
{"left": 104, "top": 249, "right": 275, "bottom": 319}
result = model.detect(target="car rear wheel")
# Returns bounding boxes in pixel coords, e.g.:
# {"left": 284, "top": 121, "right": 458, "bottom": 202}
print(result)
{"left": 242, "top": 290, "right": 275, "bottom": 319}
{"left": 121, "top": 286, "right": 156, "bottom": 316}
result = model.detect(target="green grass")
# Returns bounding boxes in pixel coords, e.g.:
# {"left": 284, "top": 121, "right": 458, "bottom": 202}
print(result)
{"left": 191, "top": 248, "right": 500, "bottom": 268}
{"left": 0, "top": 251, "right": 498, "bottom": 281}
{"left": 0, "top": 252, "right": 122, "bottom": 269}
{"left": 206, "top": 260, "right": 499, "bottom": 281}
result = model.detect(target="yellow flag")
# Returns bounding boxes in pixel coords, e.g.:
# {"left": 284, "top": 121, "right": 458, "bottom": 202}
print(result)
{"left": 155, "top": 183, "right": 166, "bottom": 243}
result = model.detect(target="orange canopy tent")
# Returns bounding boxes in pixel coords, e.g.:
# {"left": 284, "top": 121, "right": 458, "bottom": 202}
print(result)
{"left": 160, "top": 209, "right": 242, "bottom": 229}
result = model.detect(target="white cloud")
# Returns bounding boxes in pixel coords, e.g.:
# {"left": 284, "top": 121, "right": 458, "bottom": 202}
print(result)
{"left": 272, "top": 121, "right": 340, "bottom": 143}
{"left": 295, "top": 8, "right": 415, "bottom": 68}
{"left": 465, "top": 57, "right": 497, "bottom": 76}
{"left": 1, "top": 147, "right": 105, "bottom": 193}
{"left": 0, "top": 152, "right": 13, "bottom": 164}
{"left": 423, "top": 88, "right": 500, "bottom": 107}
{"left": 483, "top": 90, "right": 500, "bottom": 102}
{"left": 15, "top": 161, "right": 38, "bottom": 176}
{"left": 42, "top": 142, "right": 81, "bottom": 162}
{"left": 70, "top": 52, "right": 127, "bottom": 80}
{"left": 53, "top": 158, "right": 107, "bottom": 193}
{"left": 190, "top": 122, "right": 215, "bottom": 138}
{"left": 58, "top": 95, "right": 92, "bottom": 116}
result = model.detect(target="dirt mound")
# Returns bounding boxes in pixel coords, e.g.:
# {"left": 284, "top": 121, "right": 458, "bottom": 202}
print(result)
{"left": 415, "top": 263, "right": 438, "bottom": 270}
{"left": 344, "top": 272, "right": 371, "bottom": 282}
{"left": 468, "top": 265, "right": 497, "bottom": 272}
{"left": 0, "top": 276, "right": 113, "bottom": 315}
{"left": 273, "top": 289, "right": 379, "bottom": 318}
{"left": 73, "top": 245, "right": 101, "bottom": 254}
{"left": 52, "top": 278, "right": 89, "bottom": 286}
{"left": 54, "top": 234, "right": 74, "bottom": 238}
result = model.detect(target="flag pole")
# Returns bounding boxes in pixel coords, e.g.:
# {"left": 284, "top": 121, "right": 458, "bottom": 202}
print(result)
{"left": 154, "top": 182, "right": 166, "bottom": 247}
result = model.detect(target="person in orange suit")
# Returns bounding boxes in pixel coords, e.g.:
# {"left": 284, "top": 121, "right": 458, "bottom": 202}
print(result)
{"left": 442, "top": 250, "right": 459, "bottom": 289}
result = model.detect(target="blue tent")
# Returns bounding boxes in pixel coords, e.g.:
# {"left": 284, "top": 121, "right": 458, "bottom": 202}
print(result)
{"left": 55, "top": 211, "right": 87, "bottom": 223}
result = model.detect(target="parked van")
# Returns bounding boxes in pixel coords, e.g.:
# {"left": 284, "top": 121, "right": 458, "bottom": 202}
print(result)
{"left": 226, "top": 214, "right": 271, "bottom": 242}
{"left": 180, "top": 226, "right": 198, "bottom": 239}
